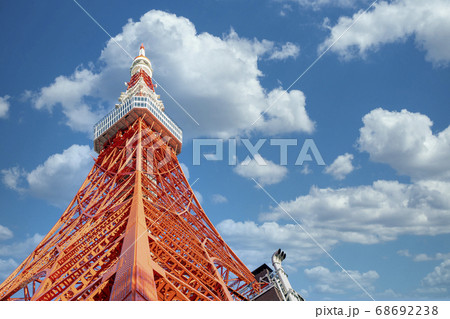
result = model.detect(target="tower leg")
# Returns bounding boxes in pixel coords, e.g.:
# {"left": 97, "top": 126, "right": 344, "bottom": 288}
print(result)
{"left": 110, "top": 121, "right": 158, "bottom": 301}
{"left": 110, "top": 172, "right": 158, "bottom": 300}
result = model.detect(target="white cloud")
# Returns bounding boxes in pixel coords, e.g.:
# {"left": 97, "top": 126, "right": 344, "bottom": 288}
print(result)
{"left": 377, "top": 288, "right": 403, "bottom": 300}
{"left": 211, "top": 194, "right": 228, "bottom": 204}
{"left": 0, "top": 233, "right": 44, "bottom": 259}
{"left": 279, "top": 4, "right": 293, "bottom": 16}
{"left": 280, "top": 0, "right": 360, "bottom": 10}
{"left": 216, "top": 219, "right": 337, "bottom": 269}
{"left": 418, "top": 259, "right": 450, "bottom": 297}
{"left": 0, "top": 258, "right": 18, "bottom": 281}
{"left": 304, "top": 265, "right": 378, "bottom": 296}
{"left": 1, "top": 166, "right": 26, "bottom": 193}
{"left": 234, "top": 155, "right": 288, "bottom": 185}
{"left": 324, "top": 153, "right": 354, "bottom": 180}
{"left": 358, "top": 108, "right": 450, "bottom": 181}
{"left": 398, "top": 250, "right": 450, "bottom": 262}
{"left": 268, "top": 42, "right": 300, "bottom": 60}
{"left": 194, "top": 190, "right": 203, "bottom": 204}
{"left": 1, "top": 144, "right": 95, "bottom": 207}
{"left": 27, "top": 10, "right": 314, "bottom": 139}
{"left": 320, "top": 0, "right": 450, "bottom": 66}
{"left": 397, "top": 249, "right": 411, "bottom": 257}
{"left": 422, "top": 259, "right": 450, "bottom": 287}
{"left": 0, "top": 95, "right": 10, "bottom": 118}
{"left": 179, "top": 162, "right": 190, "bottom": 180}
{"left": 240, "top": 107, "right": 450, "bottom": 254}
{"left": 0, "top": 225, "right": 13, "bottom": 241}
{"left": 260, "top": 179, "right": 450, "bottom": 244}
{"left": 414, "top": 254, "right": 434, "bottom": 262}
{"left": 225, "top": 107, "right": 450, "bottom": 270}
{"left": 255, "top": 88, "right": 315, "bottom": 135}
{"left": 0, "top": 234, "right": 44, "bottom": 280}
{"left": 300, "top": 164, "right": 312, "bottom": 175}
{"left": 30, "top": 68, "right": 104, "bottom": 133}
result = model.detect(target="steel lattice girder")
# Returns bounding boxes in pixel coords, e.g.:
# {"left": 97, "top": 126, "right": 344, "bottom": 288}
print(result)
{"left": 0, "top": 117, "right": 261, "bottom": 301}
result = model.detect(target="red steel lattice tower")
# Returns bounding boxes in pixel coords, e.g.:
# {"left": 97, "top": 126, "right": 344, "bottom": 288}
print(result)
{"left": 0, "top": 44, "right": 262, "bottom": 301}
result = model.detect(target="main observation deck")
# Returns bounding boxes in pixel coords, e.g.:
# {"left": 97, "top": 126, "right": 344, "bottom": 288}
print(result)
{"left": 93, "top": 96, "right": 183, "bottom": 154}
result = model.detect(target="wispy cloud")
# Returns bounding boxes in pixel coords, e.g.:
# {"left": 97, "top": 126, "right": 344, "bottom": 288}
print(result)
{"left": 0, "top": 95, "right": 11, "bottom": 119}
{"left": 211, "top": 194, "right": 228, "bottom": 204}
{"left": 268, "top": 42, "right": 300, "bottom": 60}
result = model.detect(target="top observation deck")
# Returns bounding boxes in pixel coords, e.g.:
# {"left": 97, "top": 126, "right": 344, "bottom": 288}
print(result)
{"left": 93, "top": 44, "right": 182, "bottom": 154}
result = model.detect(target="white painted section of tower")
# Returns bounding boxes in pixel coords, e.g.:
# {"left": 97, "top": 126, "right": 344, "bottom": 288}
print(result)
{"left": 130, "top": 44, "right": 153, "bottom": 77}
{"left": 130, "top": 56, "right": 153, "bottom": 78}
{"left": 93, "top": 44, "right": 182, "bottom": 154}
{"left": 271, "top": 249, "right": 303, "bottom": 301}
{"left": 139, "top": 44, "right": 145, "bottom": 56}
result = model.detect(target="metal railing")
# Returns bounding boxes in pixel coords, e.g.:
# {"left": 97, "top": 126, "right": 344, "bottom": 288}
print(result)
{"left": 93, "top": 96, "right": 182, "bottom": 142}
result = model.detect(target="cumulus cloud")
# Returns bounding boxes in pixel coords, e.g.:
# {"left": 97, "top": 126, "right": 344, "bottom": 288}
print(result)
{"left": 358, "top": 108, "right": 450, "bottom": 182}
{"left": 234, "top": 155, "right": 288, "bottom": 185}
{"left": 26, "top": 10, "right": 314, "bottom": 139}
{"left": 324, "top": 153, "right": 354, "bottom": 180}
{"left": 417, "top": 259, "right": 450, "bottom": 298}
{"left": 304, "top": 265, "right": 379, "bottom": 296}
{"left": 218, "top": 107, "right": 450, "bottom": 270}
{"left": 320, "top": 0, "right": 450, "bottom": 66}
{"left": 30, "top": 68, "right": 104, "bottom": 133}
{"left": 0, "top": 95, "right": 11, "bottom": 118}
{"left": 223, "top": 107, "right": 450, "bottom": 270}
{"left": 1, "top": 144, "right": 95, "bottom": 207}
{"left": 421, "top": 259, "right": 450, "bottom": 287}
{"left": 254, "top": 88, "right": 315, "bottom": 135}
{"left": 216, "top": 219, "right": 336, "bottom": 269}
{"left": 260, "top": 179, "right": 450, "bottom": 244}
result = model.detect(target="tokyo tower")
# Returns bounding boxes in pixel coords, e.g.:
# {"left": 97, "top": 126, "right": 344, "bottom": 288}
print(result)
{"left": 0, "top": 44, "right": 302, "bottom": 301}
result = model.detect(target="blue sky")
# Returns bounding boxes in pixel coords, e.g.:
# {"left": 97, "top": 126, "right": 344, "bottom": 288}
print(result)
{"left": 1, "top": 0, "right": 450, "bottom": 301}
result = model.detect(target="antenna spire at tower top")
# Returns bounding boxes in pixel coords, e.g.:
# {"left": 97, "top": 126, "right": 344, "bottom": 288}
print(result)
{"left": 139, "top": 43, "right": 145, "bottom": 56}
